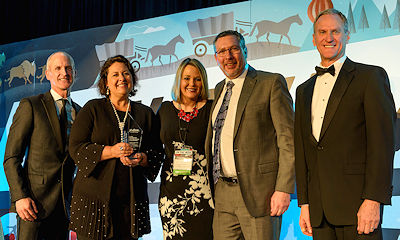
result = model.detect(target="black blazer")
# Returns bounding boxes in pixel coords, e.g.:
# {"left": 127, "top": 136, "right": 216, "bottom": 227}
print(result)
{"left": 295, "top": 58, "right": 396, "bottom": 227}
{"left": 68, "top": 98, "right": 163, "bottom": 239}
{"left": 4, "top": 91, "right": 80, "bottom": 219}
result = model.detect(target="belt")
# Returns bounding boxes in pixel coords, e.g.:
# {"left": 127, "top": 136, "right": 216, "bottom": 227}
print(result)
{"left": 220, "top": 176, "right": 239, "bottom": 184}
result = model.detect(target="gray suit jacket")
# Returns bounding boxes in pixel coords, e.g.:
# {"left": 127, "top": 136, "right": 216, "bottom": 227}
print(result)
{"left": 4, "top": 91, "right": 80, "bottom": 220}
{"left": 205, "top": 66, "right": 295, "bottom": 217}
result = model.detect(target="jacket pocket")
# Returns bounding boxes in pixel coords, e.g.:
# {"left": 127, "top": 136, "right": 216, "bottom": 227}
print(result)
{"left": 258, "top": 162, "right": 278, "bottom": 174}
{"left": 28, "top": 173, "right": 46, "bottom": 184}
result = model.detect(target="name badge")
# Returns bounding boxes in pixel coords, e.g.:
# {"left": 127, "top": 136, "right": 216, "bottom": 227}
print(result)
{"left": 173, "top": 149, "right": 193, "bottom": 175}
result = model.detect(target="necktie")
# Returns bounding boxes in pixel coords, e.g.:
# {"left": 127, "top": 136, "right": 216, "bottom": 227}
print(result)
{"left": 315, "top": 65, "right": 335, "bottom": 76}
{"left": 213, "top": 81, "right": 234, "bottom": 184}
{"left": 59, "top": 99, "right": 68, "bottom": 149}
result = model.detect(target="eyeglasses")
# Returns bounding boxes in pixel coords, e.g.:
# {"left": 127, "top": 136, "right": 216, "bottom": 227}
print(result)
{"left": 215, "top": 46, "right": 242, "bottom": 56}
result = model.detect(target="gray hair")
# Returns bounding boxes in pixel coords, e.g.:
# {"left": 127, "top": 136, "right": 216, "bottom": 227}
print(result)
{"left": 313, "top": 8, "right": 349, "bottom": 34}
{"left": 46, "top": 51, "right": 76, "bottom": 74}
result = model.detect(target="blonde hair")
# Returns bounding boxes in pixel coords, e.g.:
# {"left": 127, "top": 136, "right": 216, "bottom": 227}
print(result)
{"left": 171, "top": 58, "right": 209, "bottom": 103}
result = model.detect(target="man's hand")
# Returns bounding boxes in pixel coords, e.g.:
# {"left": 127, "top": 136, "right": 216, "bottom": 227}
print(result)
{"left": 270, "top": 191, "right": 290, "bottom": 216}
{"left": 16, "top": 197, "right": 38, "bottom": 221}
{"left": 357, "top": 199, "right": 380, "bottom": 234}
{"left": 299, "top": 204, "right": 312, "bottom": 236}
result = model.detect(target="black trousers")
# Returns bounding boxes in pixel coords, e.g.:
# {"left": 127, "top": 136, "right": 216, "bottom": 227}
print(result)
{"left": 17, "top": 198, "right": 69, "bottom": 240}
{"left": 312, "top": 214, "right": 382, "bottom": 240}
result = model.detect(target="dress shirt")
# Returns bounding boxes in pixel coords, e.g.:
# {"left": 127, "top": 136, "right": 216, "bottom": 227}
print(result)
{"left": 212, "top": 65, "right": 248, "bottom": 177}
{"left": 50, "top": 89, "right": 76, "bottom": 135}
{"left": 311, "top": 56, "right": 346, "bottom": 141}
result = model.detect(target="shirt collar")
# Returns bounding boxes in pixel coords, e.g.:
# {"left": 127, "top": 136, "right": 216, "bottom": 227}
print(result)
{"left": 50, "top": 89, "right": 71, "bottom": 104}
{"left": 225, "top": 63, "right": 249, "bottom": 83}
{"left": 318, "top": 55, "right": 347, "bottom": 77}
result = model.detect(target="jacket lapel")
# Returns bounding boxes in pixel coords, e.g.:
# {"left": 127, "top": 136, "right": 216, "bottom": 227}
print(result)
{"left": 233, "top": 66, "right": 257, "bottom": 138}
{"left": 211, "top": 81, "right": 225, "bottom": 119}
{"left": 303, "top": 76, "right": 318, "bottom": 145}
{"left": 319, "top": 58, "right": 355, "bottom": 140}
{"left": 41, "top": 91, "right": 64, "bottom": 152}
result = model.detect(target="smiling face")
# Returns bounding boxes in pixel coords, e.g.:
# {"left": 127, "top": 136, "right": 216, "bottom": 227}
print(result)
{"left": 313, "top": 14, "right": 350, "bottom": 67}
{"left": 106, "top": 62, "right": 133, "bottom": 100}
{"left": 45, "top": 52, "right": 75, "bottom": 97}
{"left": 214, "top": 35, "right": 247, "bottom": 79}
{"left": 180, "top": 64, "right": 202, "bottom": 104}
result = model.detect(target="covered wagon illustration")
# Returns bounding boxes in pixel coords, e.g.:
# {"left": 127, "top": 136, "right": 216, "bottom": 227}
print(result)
{"left": 95, "top": 38, "right": 147, "bottom": 72}
{"left": 187, "top": 12, "right": 234, "bottom": 57}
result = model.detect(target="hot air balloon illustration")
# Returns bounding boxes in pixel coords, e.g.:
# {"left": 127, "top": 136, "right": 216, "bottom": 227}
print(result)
{"left": 307, "top": 0, "right": 334, "bottom": 23}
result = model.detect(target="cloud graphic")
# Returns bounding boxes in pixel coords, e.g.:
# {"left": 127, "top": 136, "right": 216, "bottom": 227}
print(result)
{"left": 143, "top": 26, "right": 165, "bottom": 34}
{"left": 125, "top": 25, "right": 166, "bottom": 36}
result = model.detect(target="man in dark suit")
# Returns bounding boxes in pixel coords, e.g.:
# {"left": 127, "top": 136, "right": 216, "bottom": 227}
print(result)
{"left": 4, "top": 51, "right": 80, "bottom": 239}
{"left": 295, "top": 9, "right": 396, "bottom": 240}
{"left": 205, "top": 30, "right": 295, "bottom": 239}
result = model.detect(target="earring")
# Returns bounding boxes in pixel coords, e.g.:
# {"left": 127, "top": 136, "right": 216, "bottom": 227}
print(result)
{"left": 106, "top": 87, "right": 110, "bottom": 96}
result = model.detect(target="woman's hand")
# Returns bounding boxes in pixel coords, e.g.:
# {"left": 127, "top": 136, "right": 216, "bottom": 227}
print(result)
{"left": 123, "top": 152, "right": 148, "bottom": 167}
{"left": 101, "top": 142, "right": 133, "bottom": 161}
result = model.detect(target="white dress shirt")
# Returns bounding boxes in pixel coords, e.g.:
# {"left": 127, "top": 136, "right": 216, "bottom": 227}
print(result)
{"left": 212, "top": 65, "right": 248, "bottom": 177}
{"left": 311, "top": 56, "right": 346, "bottom": 141}
{"left": 50, "top": 89, "right": 76, "bottom": 134}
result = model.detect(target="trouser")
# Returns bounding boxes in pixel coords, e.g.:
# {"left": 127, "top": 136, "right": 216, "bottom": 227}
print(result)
{"left": 312, "top": 213, "right": 383, "bottom": 240}
{"left": 212, "top": 179, "right": 281, "bottom": 240}
{"left": 17, "top": 198, "right": 69, "bottom": 240}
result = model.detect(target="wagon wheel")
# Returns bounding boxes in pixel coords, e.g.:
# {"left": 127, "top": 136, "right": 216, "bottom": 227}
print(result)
{"left": 194, "top": 43, "right": 207, "bottom": 57}
{"left": 130, "top": 60, "right": 140, "bottom": 73}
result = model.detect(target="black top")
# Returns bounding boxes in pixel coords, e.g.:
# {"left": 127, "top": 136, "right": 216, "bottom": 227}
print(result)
{"left": 157, "top": 100, "right": 214, "bottom": 240}
{"left": 68, "top": 98, "right": 163, "bottom": 239}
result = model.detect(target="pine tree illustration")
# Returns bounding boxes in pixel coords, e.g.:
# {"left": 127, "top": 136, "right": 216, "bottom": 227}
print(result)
{"left": 358, "top": 5, "right": 369, "bottom": 31}
{"left": 380, "top": 5, "right": 391, "bottom": 30}
{"left": 348, "top": 2, "right": 356, "bottom": 33}
{"left": 393, "top": 0, "right": 400, "bottom": 31}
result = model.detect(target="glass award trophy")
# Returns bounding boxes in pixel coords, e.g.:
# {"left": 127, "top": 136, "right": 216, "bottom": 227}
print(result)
{"left": 125, "top": 112, "right": 143, "bottom": 159}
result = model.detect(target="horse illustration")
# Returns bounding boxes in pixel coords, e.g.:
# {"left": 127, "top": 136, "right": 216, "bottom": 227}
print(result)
{"left": 6, "top": 60, "right": 36, "bottom": 87}
{"left": 145, "top": 34, "right": 185, "bottom": 66}
{"left": 250, "top": 14, "right": 303, "bottom": 46}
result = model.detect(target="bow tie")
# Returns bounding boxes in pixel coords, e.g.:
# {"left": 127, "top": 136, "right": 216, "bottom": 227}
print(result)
{"left": 315, "top": 65, "right": 335, "bottom": 76}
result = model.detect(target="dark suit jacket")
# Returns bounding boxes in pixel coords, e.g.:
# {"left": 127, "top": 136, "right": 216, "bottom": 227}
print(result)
{"left": 4, "top": 91, "right": 80, "bottom": 220}
{"left": 205, "top": 66, "right": 295, "bottom": 217}
{"left": 295, "top": 58, "right": 396, "bottom": 227}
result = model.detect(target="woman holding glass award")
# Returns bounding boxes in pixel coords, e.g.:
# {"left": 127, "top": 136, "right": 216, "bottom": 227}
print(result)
{"left": 157, "top": 58, "right": 214, "bottom": 239}
{"left": 68, "top": 55, "right": 163, "bottom": 240}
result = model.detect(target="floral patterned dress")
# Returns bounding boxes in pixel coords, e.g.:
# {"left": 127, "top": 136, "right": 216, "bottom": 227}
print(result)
{"left": 157, "top": 101, "right": 214, "bottom": 240}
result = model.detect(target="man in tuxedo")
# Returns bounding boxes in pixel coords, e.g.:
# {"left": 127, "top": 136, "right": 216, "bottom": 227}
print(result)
{"left": 4, "top": 51, "right": 80, "bottom": 239}
{"left": 295, "top": 9, "right": 396, "bottom": 240}
{"left": 205, "top": 30, "right": 295, "bottom": 239}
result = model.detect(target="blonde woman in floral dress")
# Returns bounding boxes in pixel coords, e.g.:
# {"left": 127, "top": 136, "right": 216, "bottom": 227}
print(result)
{"left": 157, "top": 58, "right": 214, "bottom": 239}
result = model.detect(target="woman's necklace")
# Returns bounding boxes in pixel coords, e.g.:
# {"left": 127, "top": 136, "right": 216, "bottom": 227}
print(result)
{"left": 178, "top": 102, "right": 198, "bottom": 122}
{"left": 110, "top": 99, "right": 131, "bottom": 141}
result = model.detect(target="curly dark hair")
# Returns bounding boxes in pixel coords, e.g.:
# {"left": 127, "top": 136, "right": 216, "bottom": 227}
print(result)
{"left": 97, "top": 55, "right": 138, "bottom": 97}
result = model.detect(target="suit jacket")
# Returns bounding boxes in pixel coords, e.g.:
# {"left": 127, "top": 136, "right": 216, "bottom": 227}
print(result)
{"left": 205, "top": 66, "right": 295, "bottom": 217}
{"left": 4, "top": 91, "right": 80, "bottom": 220}
{"left": 295, "top": 58, "right": 396, "bottom": 227}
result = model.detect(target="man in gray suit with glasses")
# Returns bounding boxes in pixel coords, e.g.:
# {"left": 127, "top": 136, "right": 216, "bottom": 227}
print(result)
{"left": 205, "top": 30, "right": 295, "bottom": 239}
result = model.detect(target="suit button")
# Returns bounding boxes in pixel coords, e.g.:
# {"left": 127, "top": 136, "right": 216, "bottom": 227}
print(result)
{"left": 57, "top": 179, "right": 61, "bottom": 183}
{"left": 317, "top": 146, "right": 323, "bottom": 150}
